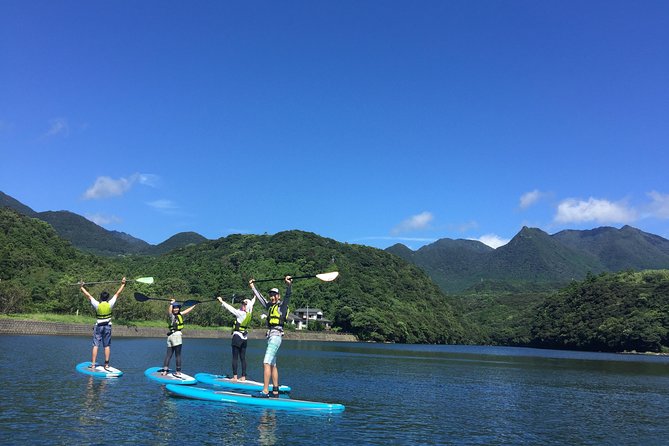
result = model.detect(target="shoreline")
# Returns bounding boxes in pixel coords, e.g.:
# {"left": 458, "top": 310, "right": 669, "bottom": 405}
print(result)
{"left": 0, "top": 318, "right": 358, "bottom": 342}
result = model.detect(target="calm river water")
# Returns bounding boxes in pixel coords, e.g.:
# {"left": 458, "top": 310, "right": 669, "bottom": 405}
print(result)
{"left": 1, "top": 334, "right": 668, "bottom": 445}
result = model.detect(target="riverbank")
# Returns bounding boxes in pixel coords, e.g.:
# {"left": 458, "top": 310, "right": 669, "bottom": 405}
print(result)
{"left": 0, "top": 318, "right": 358, "bottom": 342}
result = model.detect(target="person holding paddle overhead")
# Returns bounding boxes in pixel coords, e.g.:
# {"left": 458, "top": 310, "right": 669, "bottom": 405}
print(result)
{"left": 80, "top": 277, "right": 127, "bottom": 370}
{"left": 217, "top": 295, "right": 256, "bottom": 382}
{"left": 249, "top": 275, "right": 292, "bottom": 398}
{"left": 160, "top": 300, "right": 196, "bottom": 376}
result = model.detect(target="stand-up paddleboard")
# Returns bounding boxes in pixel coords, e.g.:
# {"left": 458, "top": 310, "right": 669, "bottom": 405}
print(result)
{"left": 165, "top": 384, "right": 344, "bottom": 412}
{"left": 195, "top": 373, "right": 291, "bottom": 393}
{"left": 144, "top": 367, "right": 196, "bottom": 385}
{"left": 76, "top": 362, "right": 123, "bottom": 378}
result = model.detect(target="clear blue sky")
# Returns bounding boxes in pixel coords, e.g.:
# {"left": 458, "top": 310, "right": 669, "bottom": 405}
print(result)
{"left": 2, "top": 1, "right": 668, "bottom": 249}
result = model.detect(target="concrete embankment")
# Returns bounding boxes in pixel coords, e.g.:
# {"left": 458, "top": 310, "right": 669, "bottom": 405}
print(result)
{"left": 0, "top": 318, "right": 357, "bottom": 342}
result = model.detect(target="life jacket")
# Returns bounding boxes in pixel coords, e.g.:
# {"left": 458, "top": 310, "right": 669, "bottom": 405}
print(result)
{"left": 168, "top": 313, "right": 184, "bottom": 332}
{"left": 96, "top": 301, "right": 112, "bottom": 320}
{"left": 267, "top": 303, "right": 287, "bottom": 328}
{"left": 233, "top": 311, "right": 252, "bottom": 333}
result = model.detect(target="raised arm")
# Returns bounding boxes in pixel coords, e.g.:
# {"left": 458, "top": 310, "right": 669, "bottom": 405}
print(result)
{"left": 113, "top": 277, "right": 127, "bottom": 299}
{"left": 249, "top": 279, "right": 268, "bottom": 308}
{"left": 79, "top": 280, "right": 94, "bottom": 302}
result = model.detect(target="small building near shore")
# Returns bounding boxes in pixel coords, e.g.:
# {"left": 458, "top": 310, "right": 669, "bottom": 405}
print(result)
{"left": 292, "top": 308, "right": 332, "bottom": 330}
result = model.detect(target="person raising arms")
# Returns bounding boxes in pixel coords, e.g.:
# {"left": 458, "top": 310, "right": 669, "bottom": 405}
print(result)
{"left": 217, "top": 295, "right": 256, "bottom": 382}
{"left": 249, "top": 275, "right": 292, "bottom": 398}
{"left": 80, "top": 277, "right": 127, "bottom": 370}
{"left": 160, "top": 300, "right": 196, "bottom": 376}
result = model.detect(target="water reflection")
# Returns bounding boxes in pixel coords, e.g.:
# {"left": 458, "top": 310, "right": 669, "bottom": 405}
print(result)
{"left": 257, "top": 410, "right": 277, "bottom": 445}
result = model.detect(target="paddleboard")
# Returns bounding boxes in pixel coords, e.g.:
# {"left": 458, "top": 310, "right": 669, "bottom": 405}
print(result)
{"left": 144, "top": 367, "right": 196, "bottom": 385}
{"left": 195, "top": 372, "right": 291, "bottom": 393}
{"left": 76, "top": 361, "right": 123, "bottom": 378}
{"left": 165, "top": 384, "right": 344, "bottom": 412}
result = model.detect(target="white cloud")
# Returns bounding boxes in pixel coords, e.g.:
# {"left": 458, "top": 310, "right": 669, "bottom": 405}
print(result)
{"left": 472, "top": 234, "right": 510, "bottom": 249}
{"left": 45, "top": 118, "right": 69, "bottom": 137}
{"left": 554, "top": 197, "right": 636, "bottom": 224}
{"left": 85, "top": 213, "right": 121, "bottom": 226}
{"left": 647, "top": 191, "right": 669, "bottom": 219}
{"left": 138, "top": 174, "right": 160, "bottom": 187}
{"left": 83, "top": 176, "right": 134, "bottom": 199}
{"left": 82, "top": 173, "right": 160, "bottom": 200}
{"left": 147, "top": 199, "right": 179, "bottom": 212}
{"left": 391, "top": 211, "right": 434, "bottom": 235}
{"left": 519, "top": 189, "right": 543, "bottom": 209}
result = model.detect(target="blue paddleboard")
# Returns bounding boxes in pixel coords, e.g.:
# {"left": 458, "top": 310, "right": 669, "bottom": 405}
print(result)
{"left": 165, "top": 384, "right": 344, "bottom": 412}
{"left": 76, "top": 361, "right": 123, "bottom": 378}
{"left": 144, "top": 367, "right": 196, "bottom": 385}
{"left": 195, "top": 372, "right": 291, "bottom": 393}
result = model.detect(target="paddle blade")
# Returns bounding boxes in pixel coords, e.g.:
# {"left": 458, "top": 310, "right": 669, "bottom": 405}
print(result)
{"left": 134, "top": 292, "right": 151, "bottom": 302}
{"left": 315, "top": 271, "right": 339, "bottom": 282}
{"left": 135, "top": 277, "right": 154, "bottom": 284}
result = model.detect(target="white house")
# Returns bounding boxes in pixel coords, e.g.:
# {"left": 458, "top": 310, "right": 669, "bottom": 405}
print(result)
{"left": 292, "top": 308, "right": 332, "bottom": 330}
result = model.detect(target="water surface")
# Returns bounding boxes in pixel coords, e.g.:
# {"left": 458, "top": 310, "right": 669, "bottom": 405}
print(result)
{"left": 1, "top": 335, "right": 668, "bottom": 445}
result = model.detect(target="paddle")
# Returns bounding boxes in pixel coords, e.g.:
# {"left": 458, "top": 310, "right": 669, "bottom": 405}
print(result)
{"left": 134, "top": 292, "right": 173, "bottom": 303}
{"left": 135, "top": 292, "right": 219, "bottom": 308}
{"left": 251, "top": 271, "right": 339, "bottom": 284}
{"left": 181, "top": 294, "right": 239, "bottom": 307}
{"left": 74, "top": 277, "right": 154, "bottom": 286}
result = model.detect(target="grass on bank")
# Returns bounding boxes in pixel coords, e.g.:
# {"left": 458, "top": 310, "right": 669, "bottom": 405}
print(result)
{"left": 0, "top": 313, "right": 227, "bottom": 331}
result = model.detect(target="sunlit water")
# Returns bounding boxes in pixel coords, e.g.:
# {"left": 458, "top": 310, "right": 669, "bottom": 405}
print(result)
{"left": 1, "top": 335, "right": 668, "bottom": 445}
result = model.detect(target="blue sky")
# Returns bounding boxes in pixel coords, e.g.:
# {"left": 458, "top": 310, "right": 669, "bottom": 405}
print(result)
{"left": 2, "top": 1, "right": 668, "bottom": 250}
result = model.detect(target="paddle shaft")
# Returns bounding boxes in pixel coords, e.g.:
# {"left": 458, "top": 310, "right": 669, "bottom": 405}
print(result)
{"left": 251, "top": 274, "right": 315, "bottom": 284}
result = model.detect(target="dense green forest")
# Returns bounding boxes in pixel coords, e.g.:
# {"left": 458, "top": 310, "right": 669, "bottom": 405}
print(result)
{"left": 0, "top": 208, "right": 463, "bottom": 344}
{"left": 2, "top": 207, "right": 669, "bottom": 352}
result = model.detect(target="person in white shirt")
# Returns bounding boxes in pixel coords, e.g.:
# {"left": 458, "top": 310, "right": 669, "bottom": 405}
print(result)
{"left": 218, "top": 295, "right": 256, "bottom": 381}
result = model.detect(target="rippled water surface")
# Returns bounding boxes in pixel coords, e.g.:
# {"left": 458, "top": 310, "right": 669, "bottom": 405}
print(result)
{"left": 1, "top": 335, "right": 669, "bottom": 445}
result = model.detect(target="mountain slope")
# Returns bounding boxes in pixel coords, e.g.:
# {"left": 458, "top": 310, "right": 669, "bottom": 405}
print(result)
{"left": 143, "top": 231, "right": 209, "bottom": 255}
{"left": 37, "top": 210, "right": 150, "bottom": 256}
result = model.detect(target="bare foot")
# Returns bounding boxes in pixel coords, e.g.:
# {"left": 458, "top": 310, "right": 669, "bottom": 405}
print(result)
{"left": 239, "top": 377, "right": 246, "bottom": 382}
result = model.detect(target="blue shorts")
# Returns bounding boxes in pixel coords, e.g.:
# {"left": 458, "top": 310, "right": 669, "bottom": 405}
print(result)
{"left": 263, "top": 335, "right": 282, "bottom": 366}
{"left": 93, "top": 324, "right": 112, "bottom": 348}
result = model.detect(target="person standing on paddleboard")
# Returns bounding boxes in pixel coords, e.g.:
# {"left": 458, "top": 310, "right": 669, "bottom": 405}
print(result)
{"left": 217, "top": 295, "right": 256, "bottom": 382}
{"left": 80, "top": 277, "right": 127, "bottom": 370}
{"left": 160, "top": 300, "right": 196, "bottom": 376}
{"left": 249, "top": 275, "right": 292, "bottom": 398}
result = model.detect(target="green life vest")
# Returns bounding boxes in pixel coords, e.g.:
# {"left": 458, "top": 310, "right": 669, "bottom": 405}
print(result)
{"left": 96, "top": 301, "right": 112, "bottom": 320}
{"left": 267, "top": 303, "right": 287, "bottom": 328}
{"left": 233, "top": 311, "right": 252, "bottom": 333}
{"left": 168, "top": 313, "right": 184, "bottom": 332}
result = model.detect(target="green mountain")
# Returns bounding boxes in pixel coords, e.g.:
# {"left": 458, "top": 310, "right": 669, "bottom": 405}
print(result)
{"left": 530, "top": 270, "right": 669, "bottom": 352}
{"left": 389, "top": 226, "right": 669, "bottom": 293}
{"left": 553, "top": 225, "right": 669, "bottom": 271}
{"left": 143, "top": 232, "right": 209, "bottom": 255}
{"left": 37, "top": 210, "right": 150, "bottom": 256}
{"left": 1, "top": 191, "right": 207, "bottom": 256}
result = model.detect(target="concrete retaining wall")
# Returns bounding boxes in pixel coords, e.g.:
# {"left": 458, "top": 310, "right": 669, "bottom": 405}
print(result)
{"left": 0, "top": 319, "right": 357, "bottom": 342}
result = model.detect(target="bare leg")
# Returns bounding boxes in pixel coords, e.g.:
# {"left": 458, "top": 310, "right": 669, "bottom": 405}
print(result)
{"left": 91, "top": 346, "right": 98, "bottom": 367}
{"left": 271, "top": 366, "right": 279, "bottom": 394}
{"left": 262, "top": 363, "right": 272, "bottom": 394}
{"left": 104, "top": 346, "right": 111, "bottom": 364}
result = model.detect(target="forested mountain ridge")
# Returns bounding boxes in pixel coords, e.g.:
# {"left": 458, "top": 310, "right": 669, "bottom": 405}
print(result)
{"left": 389, "top": 226, "right": 669, "bottom": 293}
{"left": 0, "top": 208, "right": 464, "bottom": 343}
{"left": 1, "top": 191, "right": 207, "bottom": 256}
